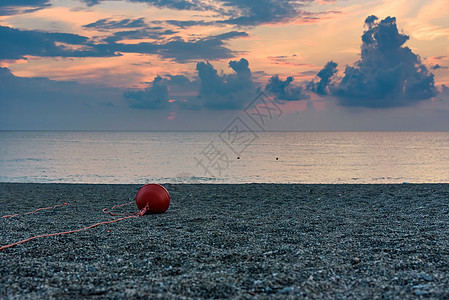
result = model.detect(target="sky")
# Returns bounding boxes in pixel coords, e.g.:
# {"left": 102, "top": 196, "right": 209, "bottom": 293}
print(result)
{"left": 0, "top": 0, "right": 448, "bottom": 131}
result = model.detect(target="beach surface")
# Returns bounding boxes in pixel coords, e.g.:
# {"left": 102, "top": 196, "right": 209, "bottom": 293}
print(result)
{"left": 1, "top": 183, "right": 448, "bottom": 299}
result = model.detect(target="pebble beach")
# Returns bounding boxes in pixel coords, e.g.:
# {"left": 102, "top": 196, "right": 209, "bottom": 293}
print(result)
{"left": 1, "top": 183, "right": 449, "bottom": 299}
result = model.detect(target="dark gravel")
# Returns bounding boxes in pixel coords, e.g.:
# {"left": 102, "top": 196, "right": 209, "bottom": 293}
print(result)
{"left": 1, "top": 183, "right": 449, "bottom": 299}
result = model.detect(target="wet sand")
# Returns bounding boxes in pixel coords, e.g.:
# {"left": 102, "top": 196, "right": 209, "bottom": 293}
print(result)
{"left": 1, "top": 183, "right": 449, "bottom": 299}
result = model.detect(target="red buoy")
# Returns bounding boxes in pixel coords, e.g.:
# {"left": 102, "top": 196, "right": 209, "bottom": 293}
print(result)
{"left": 136, "top": 184, "right": 170, "bottom": 214}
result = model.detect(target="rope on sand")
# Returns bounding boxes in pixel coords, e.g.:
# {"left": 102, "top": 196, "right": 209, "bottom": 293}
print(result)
{"left": 2, "top": 202, "right": 70, "bottom": 218}
{"left": 102, "top": 201, "right": 135, "bottom": 216}
{"left": 0, "top": 202, "right": 150, "bottom": 251}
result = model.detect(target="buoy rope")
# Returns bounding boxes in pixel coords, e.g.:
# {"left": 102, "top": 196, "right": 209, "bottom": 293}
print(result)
{"left": 102, "top": 201, "right": 135, "bottom": 216}
{"left": 0, "top": 215, "right": 139, "bottom": 250}
{"left": 1, "top": 202, "right": 151, "bottom": 251}
{"left": 2, "top": 202, "right": 70, "bottom": 218}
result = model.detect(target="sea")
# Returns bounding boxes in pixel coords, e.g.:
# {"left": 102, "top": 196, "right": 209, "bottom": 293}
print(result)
{"left": 0, "top": 131, "right": 448, "bottom": 184}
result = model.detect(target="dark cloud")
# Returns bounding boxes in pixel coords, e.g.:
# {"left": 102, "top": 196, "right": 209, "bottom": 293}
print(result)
{"left": 164, "top": 20, "right": 215, "bottom": 28}
{"left": 124, "top": 76, "right": 171, "bottom": 109}
{"left": 82, "top": 0, "right": 208, "bottom": 10}
{"left": 364, "top": 15, "right": 378, "bottom": 25}
{"left": 196, "top": 58, "right": 255, "bottom": 109}
{"left": 130, "top": 78, "right": 199, "bottom": 111}
{"left": 0, "top": 24, "right": 245, "bottom": 62}
{"left": 309, "top": 16, "right": 438, "bottom": 108}
{"left": 443, "top": 84, "right": 449, "bottom": 94}
{"left": 0, "top": 67, "right": 121, "bottom": 101}
{"left": 217, "top": 0, "right": 340, "bottom": 26}
{"left": 154, "top": 31, "right": 248, "bottom": 62}
{"left": 0, "top": 67, "right": 81, "bottom": 100}
{"left": 431, "top": 64, "right": 448, "bottom": 70}
{"left": 0, "top": 0, "right": 50, "bottom": 16}
{"left": 219, "top": 0, "right": 302, "bottom": 26}
{"left": 105, "top": 31, "right": 247, "bottom": 62}
{"left": 83, "top": 18, "right": 147, "bottom": 31}
{"left": 129, "top": 0, "right": 207, "bottom": 10}
{"left": 102, "top": 28, "right": 177, "bottom": 43}
{"left": 0, "top": 25, "right": 117, "bottom": 60}
{"left": 164, "top": 74, "right": 194, "bottom": 86}
{"left": 307, "top": 60, "right": 337, "bottom": 95}
{"left": 81, "top": 0, "right": 336, "bottom": 27}
{"left": 265, "top": 75, "right": 309, "bottom": 101}
{"left": 163, "top": 75, "right": 201, "bottom": 109}
{"left": 125, "top": 58, "right": 255, "bottom": 110}
{"left": 83, "top": 18, "right": 179, "bottom": 43}
{"left": 213, "top": 31, "right": 248, "bottom": 40}
{"left": 82, "top": 0, "right": 101, "bottom": 6}
{"left": 123, "top": 74, "right": 199, "bottom": 109}
{"left": 0, "top": 67, "right": 124, "bottom": 129}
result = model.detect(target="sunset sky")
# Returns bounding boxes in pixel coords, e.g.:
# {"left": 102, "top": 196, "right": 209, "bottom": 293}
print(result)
{"left": 1, "top": 0, "right": 448, "bottom": 130}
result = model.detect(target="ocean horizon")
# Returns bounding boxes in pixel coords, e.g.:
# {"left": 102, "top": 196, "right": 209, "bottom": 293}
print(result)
{"left": 1, "top": 130, "right": 448, "bottom": 184}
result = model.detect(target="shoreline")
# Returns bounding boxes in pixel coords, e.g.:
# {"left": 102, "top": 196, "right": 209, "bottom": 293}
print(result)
{"left": 1, "top": 182, "right": 449, "bottom": 185}
{"left": 1, "top": 183, "right": 449, "bottom": 298}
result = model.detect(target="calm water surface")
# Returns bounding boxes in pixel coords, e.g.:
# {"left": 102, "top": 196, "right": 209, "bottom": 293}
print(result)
{"left": 0, "top": 131, "right": 448, "bottom": 184}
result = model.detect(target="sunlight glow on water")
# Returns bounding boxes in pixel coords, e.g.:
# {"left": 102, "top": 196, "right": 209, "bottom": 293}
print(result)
{"left": 0, "top": 131, "right": 448, "bottom": 183}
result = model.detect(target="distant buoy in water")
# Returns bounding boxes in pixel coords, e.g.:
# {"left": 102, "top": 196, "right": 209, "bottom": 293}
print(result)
{"left": 136, "top": 184, "right": 170, "bottom": 214}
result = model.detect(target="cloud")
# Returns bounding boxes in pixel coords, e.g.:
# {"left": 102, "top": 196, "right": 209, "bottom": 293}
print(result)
{"left": 164, "top": 74, "right": 195, "bottom": 86}
{"left": 443, "top": 84, "right": 449, "bottom": 94}
{"left": 163, "top": 74, "right": 199, "bottom": 93}
{"left": 83, "top": 18, "right": 147, "bottom": 31}
{"left": 125, "top": 74, "right": 200, "bottom": 109}
{"left": 364, "top": 15, "right": 378, "bottom": 25}
{"left": 0, "top": 0, "right": 50, "bottom": 16}
{"left": 1, "top": 65, "right": 252, "bottom": 130}
{"left": 162, "top": 75, "right": 200, "bottom": 109}
{"left": 309, "top": 16, "right": 438, "bottom": 108}
{"left": 82, "top": 0, "right": 208, "bottom": 10}
{"left": 307, "top": 60, "right": 337, "bottom": 96}
{"left": 431, "top": 64, "right": 448, "bottom": 70}
{"left": 0, "top": 25, "right": 117, "bottom": 60}
{"left": 267, "top": 55, "right": 315, "bottom": 68}
{"left": 163, "top": 20, "right": 215, "bottom": 28}
{"left": 0, "top": 24, "right": 246, "bottom": 62}
{"left": 154, "top": 31, "right": 248, "bottom": 62}
{"left": 217, "top": 0, "right": 341, "bottom": 26}
{"left": 82, "top": 0, "right": 100, "bottom": 6}
{"left": 102, "top": 28, "right": 177, "bottom": 43}
{"left": 265, "top": 75, "right": 308, "bottom": 101}
{"left": 0, "top": 67, "right": 121, "bottom": 103}
{"left": 106, "top": 31, "right": 247, "bottom": 62}
{"left": 196, "top": 58, "right": 255, "bottom": 109}
{"left": 81, "top": 0, "right": 338, "bottom": 27}
{"left": 219, "top": 0, "right": 303, "bottom": 26}
{"left": 0, "top": 67, "right": 124, "bottom": 129}
{"left": 436, "top": 85, "right": 449, "bottom": 103}
{"left": 128, "top": 0, "right": 208, "bottom": 10}
{"left": 125, "top": 58, "right": 256, "bottom": 110}
{"left": 124, "top": 76, "right": 171, "bottom": 109}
